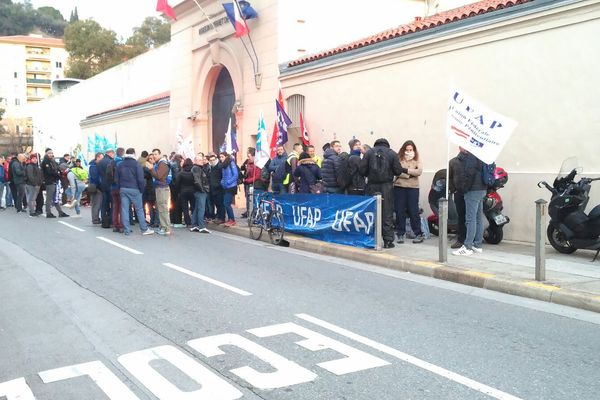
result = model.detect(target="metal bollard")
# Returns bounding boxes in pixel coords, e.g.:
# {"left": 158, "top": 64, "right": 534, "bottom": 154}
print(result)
{"left": 535, "top": 199, "right": 547, "bottom": 281}
{"left": 439, "top": 198, "right": 448, "bottom": 263}
{"left": 375, "top": 194, "right": 383, "bottom": 251}
{"left": 248, "top": 186, "right": 254, "bottom": 218}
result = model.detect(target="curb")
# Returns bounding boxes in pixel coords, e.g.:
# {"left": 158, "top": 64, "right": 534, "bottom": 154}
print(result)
{"left": 212, "top": 222, "right": 600, "bottom": 314}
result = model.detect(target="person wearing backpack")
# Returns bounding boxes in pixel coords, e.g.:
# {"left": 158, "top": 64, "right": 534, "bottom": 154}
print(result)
{"left": 240, "top": 148, "right": 262, "bottom": 218}
{"left": 269, "top": 145, "right": 288, "bottom": 194}
{"left": 452, "top": 150, "right": 487, "bottom": 256}
{"left": 360, "top": 138, "right": 407, "bottom": 249}
{"left": 394, "top": 140, "right": 424, "bottom": 244}
{"left": 65, "top": 159, "right": 88, "bottom": 217}
{"left": 322, "top": 140, "right": 345, "bottom": 194}
{"left": 97, "top": 148, "right": 115, "bottom": 227}
{"left": 219, "top": 152, "right": 239, "bottom": 227}
{"left": 190, "top": 153, "right": 211, "bottom": 233}
{"left": 146, "top": 148, "right": 172, "bottom": 235}
{"left": 347, "top": 139, "right": 366, "bottom": 195}
{"left": 41, "top": 148, "right": 69, "bottom": 218}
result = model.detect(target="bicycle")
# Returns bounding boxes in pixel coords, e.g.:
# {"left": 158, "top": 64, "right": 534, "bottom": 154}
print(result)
{"left": 248, "top": 192, "right": 285, "bottom": 245}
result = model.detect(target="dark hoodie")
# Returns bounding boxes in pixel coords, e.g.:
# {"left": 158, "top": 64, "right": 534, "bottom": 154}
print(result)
{"left": 293, "top": 158, "right": 322, "bottom": 194}
{"left": 359, "top": 138, "right": 406, "bottom": 184}
{"left": 176, "top": 164, "right": 196, "bottom": 193}
{"left": 41, "top": 155, "right": 60, "bottom": 185}
{"left": 321, "top": 148, "right": 342, "bottom": 189}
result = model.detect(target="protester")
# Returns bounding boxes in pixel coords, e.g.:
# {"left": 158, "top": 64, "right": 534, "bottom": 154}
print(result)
{"left": 7, "top": 152, "right": 20, "bottom": 209}
{"left": 3, "top": 155, "right": 14, "bottom": 208}
{"left": 394, "top": 140, "right": 424, "bottom": 244}
{"left": 59, "top": 153, "right": 71, "bottom": 166}
{"left": 240, "top": 148, "right": 261, "bottom": 218}
{"left": 24, "top": 154, "right": 43, "bottom": 217}
{"left": 169, "top": 154, "right": 184, "bottom": 228}
{"left": 190, "top": 153, "right": 211, "bottom": 233}
{"left": 175, "top": 158, "right": 196, "bottom": 227}
{"left": 307, "top": 145, "right": 322, "bottom": 167}
{"left": 322, "top": 140, "right": 345, "bottom": 194}
{"left": 138, "top": 150, "right": 148, "bottom": 167}
{"left": 207, "top": 152, "right": 225, "bottom": 224}
{"left": 41, "top": 148, "right": 68, "bottom": 218}
{"left": 269, "top": 145, "right": 288, "bottom": 194}
{"left": 347, "top": 139, "right": 366, "bottom": 195}
{"left": 293, "top": 152, "right": 322, "bottom": 194}
{"left": 143, "top": 153, "right": 158, "bottom": 227}
{"left": 360, "top": 138, "right": 407, "bottom": 249}
{"left": 65, "top": 160, "right": 87, "bottom": 217}
{"left": 219, "top": 151, "right": 238, "bottom": 227}
{"left": 98, "top": 148, "right": 115, "bottom": 228}
{"left": 0, "top": 156, "right": 5, "bottom": 209}
{"left": 449, "top": 149, "right": 467, "bottom": 249}
{"left": 147, "top": 148, "right": 172, "bottom": 235}
{"left": 116, "top": 148, "right": 154, "bottom": 236}
{"left": 11, "top": 154, "right": 27, "bottom": 213}
{"left": 284, "top": 143, "right": 303, "bottom": 193}
{"left": 110, "top": 148, "right": 125, "bottom": 232}
{"left": 88, "top": 152, "right": 104, "bottom": 224}
{"left": 453, "top": 149, "right": 487, "bottom": 256}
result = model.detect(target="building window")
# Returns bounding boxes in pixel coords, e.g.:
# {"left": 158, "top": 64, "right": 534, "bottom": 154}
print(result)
{"left": 286, "top": 94, "right": 305, "bottom": 129}
{"left": 56, "top": 61, "right": 62, "bottom": 68}
{"left": 15, "top": 98, "right": 20, "bottom": 106}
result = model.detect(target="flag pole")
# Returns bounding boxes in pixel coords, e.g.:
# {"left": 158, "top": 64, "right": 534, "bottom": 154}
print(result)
{"left": 191, "top": 0, "right": 218, "bottom": 31}
{"left": 234, "top": 0, "right": 260, "bottom": 85}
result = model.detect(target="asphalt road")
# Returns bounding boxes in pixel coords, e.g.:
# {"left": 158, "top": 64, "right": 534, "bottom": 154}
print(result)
{"left": 1, "top": 208, "right": 600, "bottom": 400}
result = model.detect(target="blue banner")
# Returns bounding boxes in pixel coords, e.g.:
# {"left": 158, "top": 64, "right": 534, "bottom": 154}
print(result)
{"left": 254, "top": 192, "right": 377, "bottom": 249}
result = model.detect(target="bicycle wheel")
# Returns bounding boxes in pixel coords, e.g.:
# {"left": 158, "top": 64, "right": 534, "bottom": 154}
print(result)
{"left": 248, "top": 208, "right": 263, "bottom": 240}
{"left": 268, "top": 210, "right": 285, "bottom": 245}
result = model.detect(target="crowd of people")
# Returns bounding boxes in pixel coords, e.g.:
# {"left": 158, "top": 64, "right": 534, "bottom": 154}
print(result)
{"left": 1, "top": 139, "right": 488, "bottom": 255}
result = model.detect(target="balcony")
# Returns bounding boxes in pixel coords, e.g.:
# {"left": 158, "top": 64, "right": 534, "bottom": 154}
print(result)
{"left": 27, "top": 78, "right": 51, "bottom": 85}
{"left": 25, "top": 66, "right": 50, "bottom": 74}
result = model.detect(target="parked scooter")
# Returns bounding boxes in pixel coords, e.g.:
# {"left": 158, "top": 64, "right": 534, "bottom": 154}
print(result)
{"left": 538, "top": 157, "right": 600, "bottom": 260}
{"left": 427, "top": 167, "right": 510, "bottom": 244}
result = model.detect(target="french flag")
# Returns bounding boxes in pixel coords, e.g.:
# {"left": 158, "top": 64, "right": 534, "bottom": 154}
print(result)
{"left": 223, "top": 1, "right": 249, "bottom": 38}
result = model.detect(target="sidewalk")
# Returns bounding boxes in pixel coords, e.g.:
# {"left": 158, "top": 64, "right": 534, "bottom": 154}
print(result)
{"left": 213, "top": 210, "right": 600, "bottom": 313}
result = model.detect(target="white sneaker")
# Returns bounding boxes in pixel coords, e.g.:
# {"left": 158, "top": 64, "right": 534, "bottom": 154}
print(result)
{"left": 472, "top": 246, "right": 483, "bottom": 254}
{"left": 452, "top": 246, "right": 473, "bottom": 256}
{"left": 199, "top": 228, "right": 211, "bottom": 234}
{"left": 142, "top": 229, "right": 155, "bottom": 235}
{"left": 190, "top": 226, "right": 200, "bottom": 232}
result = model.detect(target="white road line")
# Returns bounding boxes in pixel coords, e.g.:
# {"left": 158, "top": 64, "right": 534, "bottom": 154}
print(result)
{"left": 296, "top": 313, "right": 522, "bottom": 400}
{"left": 162, "top": 262, "right": 252, "bottom": 296}
{"left": 58, "top": 221, "right": 86, "bottom": 232}
{"left": 96, "top": 236, "right": 143, "bottom": 255}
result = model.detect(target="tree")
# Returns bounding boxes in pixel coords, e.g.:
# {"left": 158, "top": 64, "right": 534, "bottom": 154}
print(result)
{"left": 0, "top": 0, "right": 36, "bottom": 36}
{"left": 69, "top": 7, "right": 79, "bottom": 23}
{"left": 36, "top": 6, "right": 67, "bottom": 37}
{"left": 64, "top": 19, "right": 123, "bottom": 79}
{"left": 124, "top": 17, "right": 170, "bottom": 58}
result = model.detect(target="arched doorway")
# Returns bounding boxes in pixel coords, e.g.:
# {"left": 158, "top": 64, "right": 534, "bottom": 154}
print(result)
{"left": 211, "top": 68, "right": 235, "bottom": 153}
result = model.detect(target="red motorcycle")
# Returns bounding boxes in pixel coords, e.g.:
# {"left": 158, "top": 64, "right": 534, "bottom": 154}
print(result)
{"left": 427, "top": 167, "right": 509, "bottom": 244}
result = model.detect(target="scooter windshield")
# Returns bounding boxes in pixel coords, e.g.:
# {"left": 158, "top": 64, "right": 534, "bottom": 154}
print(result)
{"left": 557, "top": 157, "right": 582, "bottom": 179}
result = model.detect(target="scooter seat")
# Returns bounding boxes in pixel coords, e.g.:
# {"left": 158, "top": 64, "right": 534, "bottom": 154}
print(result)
{"left": 589, "top": 204, "right": 600, "bottom": 221}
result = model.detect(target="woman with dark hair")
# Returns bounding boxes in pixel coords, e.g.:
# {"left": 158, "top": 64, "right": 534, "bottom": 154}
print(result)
{"left": 219, "top": 152, "right": 238, "bottom": 227}
{"left": 394, "top": 140, "right": 424, "bottom": 244}
{"left": 175, "top": 158, "right": 196, "bottom": 227}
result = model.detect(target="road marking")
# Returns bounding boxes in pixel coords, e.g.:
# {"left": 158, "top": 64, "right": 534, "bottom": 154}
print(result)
{"left": 0, "top": 377, "right": 35, "bottom": 400}
{"left": 162, "top": 263, "right": 252, "bottom": 296}
{"left": 39, "top": 361, "right": 140, "bottom": 400}
{"left": 296, "top": 313, "right": 523, "bottom": 400}
{"left": 188, "top": 333, "right": 317, "bottom": 389}
{"left": 58, "top": 221, "right": 86, "bottom": 232}
{"left": 118, "top": 345, "right": 242, "bottom": 400}
{"left": 97, "top": 236, "right": 143, "bottom": 255}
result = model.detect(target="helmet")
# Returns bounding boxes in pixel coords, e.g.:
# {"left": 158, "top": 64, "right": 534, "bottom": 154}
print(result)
{"left": 493, "top": 167, "right": 508, "bottom": 188}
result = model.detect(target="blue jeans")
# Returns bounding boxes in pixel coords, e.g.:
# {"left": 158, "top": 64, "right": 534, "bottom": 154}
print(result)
{"left": 120, "top": 187, "right": 149, "bottom": 233}
{"left": 464, "top": 190, "right": 486, "bottom": 249}
{"left": 223, "top": 190, "right": 235, "bottom": 221}
{"left": 394, "top": 187, "right": 422, "bottom": 236}
{"left": 73, "top": 182, "right": 86, "bottom": 214}
{"left": 192, "top": 192, "right": 208, "bottom": 229}
{"left": 5, "top": 182, "right": 13, "bottom": 206}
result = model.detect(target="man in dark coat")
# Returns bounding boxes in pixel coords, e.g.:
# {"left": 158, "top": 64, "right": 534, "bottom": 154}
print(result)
{"left": 97, "top": 148, "right": 115, "bottom": 228}
{"left": 360, "top": 138, "right": 407, "bottom": 248}
{"left": 41, "top": 148, "right": 68, "bottom": 218}
{"left": 322, "top": 140, "right": 344, "bottom": 194}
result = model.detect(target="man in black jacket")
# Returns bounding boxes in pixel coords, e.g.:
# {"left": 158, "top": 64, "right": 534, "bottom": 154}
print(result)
{"left": 322, "top": 140, "right": 344, "bottom": 194}
{"left": 360, "top": 138, "right": 407, "bottom": 249}
{"left": 11, "top": 154, "right": 26, "bottom": 213}
{"left": 41, "top": 148, "right": 68, "bottom": 218}
{"left": 206, "top": 152, "right": 225, "bottom": 224}
{"left": 448, "top": 148, "right": 467, "bottom": 249}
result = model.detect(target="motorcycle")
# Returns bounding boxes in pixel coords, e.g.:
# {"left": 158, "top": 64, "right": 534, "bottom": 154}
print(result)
{"left": 427, "top": 167, "right": 510, "bottom": 244}
{"left": 538, "top": 157, "right": 600, "bottom": 260}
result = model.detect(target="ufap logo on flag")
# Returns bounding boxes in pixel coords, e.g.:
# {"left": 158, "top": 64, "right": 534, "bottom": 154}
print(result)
{"left": 446, "top": 89, "right": 518, "bottom": 164}
{"left": 255, "top": 112, "right": 270, "bottom": 169}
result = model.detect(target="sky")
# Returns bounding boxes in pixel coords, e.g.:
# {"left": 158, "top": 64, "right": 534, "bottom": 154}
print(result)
{"left": 18, "top": 0, "right": 166, "bottom": 40}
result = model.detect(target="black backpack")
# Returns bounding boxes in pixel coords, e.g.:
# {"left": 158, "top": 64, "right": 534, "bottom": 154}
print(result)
{"left": 368, "top": 148, "right": 391, "bottom": 183}
{"left": 105, "top": 160, "right": 116, "bottom": 185}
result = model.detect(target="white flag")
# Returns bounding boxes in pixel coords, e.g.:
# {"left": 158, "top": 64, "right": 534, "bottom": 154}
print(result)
{"left": 255, "top": 112, "right": 269, "bottom": 169}
{"left": 446, "top": 89, "right": 517, "bottom": 164}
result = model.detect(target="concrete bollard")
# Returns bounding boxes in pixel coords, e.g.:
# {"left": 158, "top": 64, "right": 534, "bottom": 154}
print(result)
{"left": 535, "top": 199, "right": 547, "bottom": 281}
{"left": 375, "top": 194, "right": 383, "bottom": 251}
{"left": 439, "top": 198, "right": 448, "bottom": 263}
